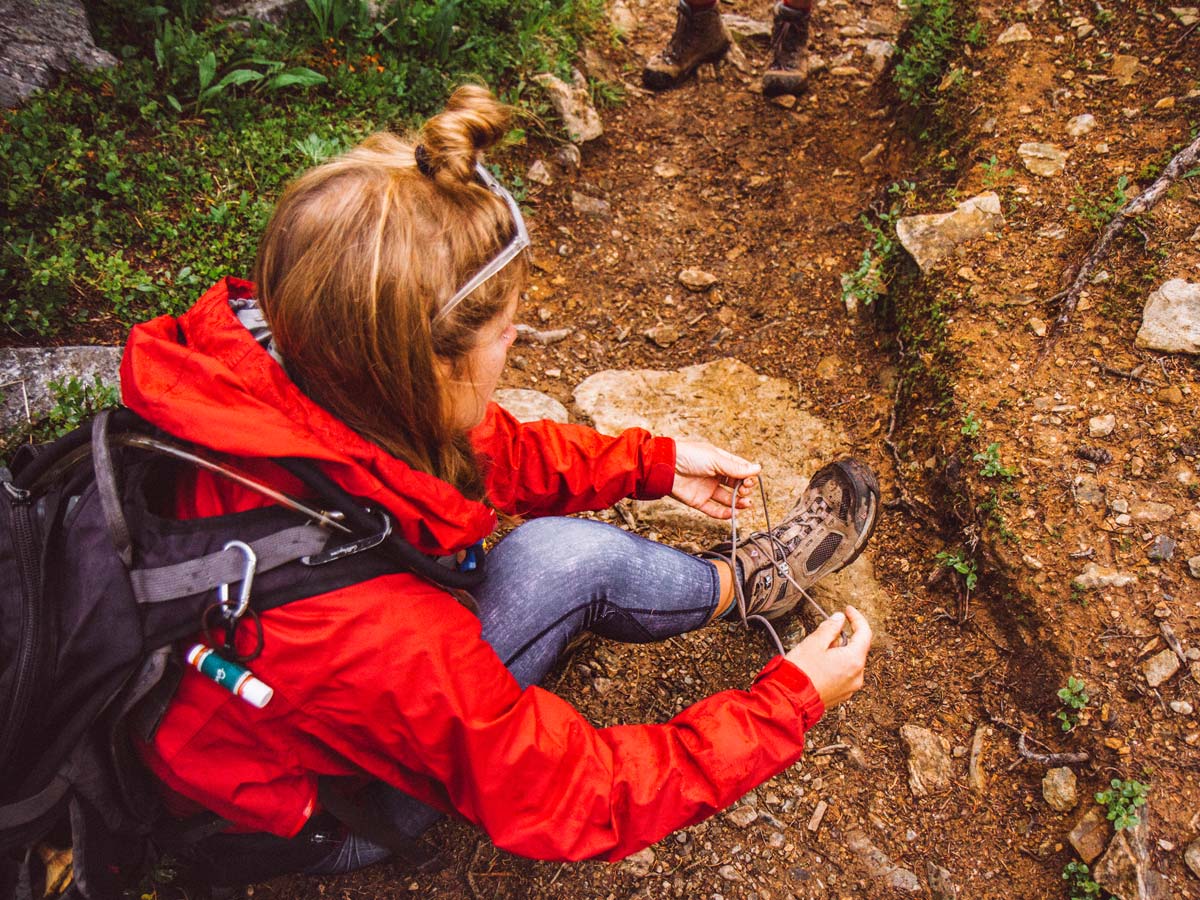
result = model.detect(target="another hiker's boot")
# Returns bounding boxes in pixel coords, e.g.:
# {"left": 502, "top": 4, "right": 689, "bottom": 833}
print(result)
{"left": 703, "top": 458, "right": 879, "bottom": 621}
{"left": 762, "top": 1, "right": 813, "bottom": 97}
{"left": 643, "top": 0, "right": 732, "bottom": 91}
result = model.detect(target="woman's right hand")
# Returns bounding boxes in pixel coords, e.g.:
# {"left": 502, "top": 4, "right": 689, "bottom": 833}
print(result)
{"left": 783, "top": 606, "right": 872, "bottom": 709}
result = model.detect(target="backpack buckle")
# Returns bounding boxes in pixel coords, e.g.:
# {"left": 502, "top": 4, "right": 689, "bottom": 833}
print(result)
{"left": 217, "top": 540, "right": 257, "bottom": 620}
{"left": 301, "top": 509, "right": 392, "bottom": 566}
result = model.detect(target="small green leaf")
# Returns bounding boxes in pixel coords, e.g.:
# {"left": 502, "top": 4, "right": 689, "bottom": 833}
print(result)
{"left": 197, "top": 51, "right": 217, "bottom": 91}
{"left": 264, "top": 68, "right": 328, "bottom": 90}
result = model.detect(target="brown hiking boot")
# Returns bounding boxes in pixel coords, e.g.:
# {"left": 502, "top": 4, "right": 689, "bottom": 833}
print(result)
{"left": 762, "top": 1, "right": 813, "bottom": 97}
{"left": 643, "top": 0, "right": 732, "bottom": 91}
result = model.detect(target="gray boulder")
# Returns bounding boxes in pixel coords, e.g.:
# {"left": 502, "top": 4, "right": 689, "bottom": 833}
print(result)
{"left": 1, "top": 346, "right": 122, "bottom": 433}
{"left": 0, "top": 0, "right": 116, "bottom": 108}
{"left": 1136, "top": 279, "right": 1200, "bottom": 354}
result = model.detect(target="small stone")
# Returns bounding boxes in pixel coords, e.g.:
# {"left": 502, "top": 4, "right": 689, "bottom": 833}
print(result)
{"left": 816, "top": 354, "right": 843, "bottom": 380}
{"left": 1144, "top": 649, "right": 1181, "bottom": 687}
{"left": 1188, "top": 556, "right": 1200, "bottom": 578}
{"left": 895, "top": 192, "right": 1005, "bottom": 273}
{"left": 1111, "top": 499, "right": 1130, "bottom": 514}
{"left": 1019, "top": 142, "right": 1068, "bottom": 177}
{"left": 644, "top": 324, "right": 680, "bottom": 348}
{"left": 900, "top": 724, "right": 953, "bottom": 797}
{"left": 1171, "top": 700, "right": 1195, "bottom": 715}
{"left": 609, "top": 0, "right": 637, "bottom": 34}
{"left": 1093, "top": 816, "right": 1171, "bottom": 900}
{"left": 863, "top": 39, "right": 895, "bottom": 72}
{"left": 1042, "top": 767, "right": 1078, "bottom": 812}
{"left": 1073, "top": 563, "right": 1136, "bottom": 590}
{"left": 771, "top": 94, "right": 798, "bottom": 109}
{"left": 678, "top": 269, "right": 718, "bottom": 291}
{"left": 1136, "top": 280, "right": 1200, "bottom": 355}
{"left": 806, "top": 800, "right": 828, "bottom": 833}
{"left": 1148, "top": 535, "right": 1176, "bottom": 562}
{"left": 1069, "top": 806, "right": 1111, "bottom": 864}
{"left": 717, "top": 865, "right": 742, "bottom": 883}
{"left": 1131, "top": 501, "right": 1176, "bottom": 523}
{"left": 1029, "top": 316, "right": 1048, "bottom": 337}
{"left": 625, "top": 847, "right": 655, "bottom": 877}
{"left": 768, "top": 831, "right": 786, "bottom": 849}
{"left": 554, "top": 143, "right": 582, "bottom": 173}
{"left": 534, "top": 69, "right": 603, "bottom": 142}
{"left": 571, "top": 191, "right": 611, "bottom": 218}
{"left": 1066, "top": 114, "right": 1097, "bottom": 137}
{"left": 493, "top": 389, "right": 569, "bottom": 424}
{"left": 654, "top": 162, "right": 683, "bottom": 179}
{"left": 845, "top": 829, "right": 922, "bottom": 894}
{"left": 726, "top": 806, "right": 759, "bottom": 827}
{"left": 1089, "top": 414, "right": 1116, "bottom": 437}
{"left": 1162, "top": 385, "right": 1185, "bottom": 404}
{"left": 721, "top": 12, "right": 772, "bottom": 40}
{"left": 1112, "top": 54, "right": 1140, "bottom": 85}
{"left": 926, "top": 862, "right": 959, "bottom": 900}
{"left": 526, "top": 160, "right": 553, "bottom": 186}
{"left": 1174, "top": 7, "right": 1200, "bottom": 25}
{"left": 1073, "top": 475, "right": 1104, "bottom": 506}
{"left": 997, "top": 22, "right": 1033, "bottom": 43}
{"left": 593, "top": 676, "right": 613, "bottom": 694}
{"left": 1186, "top": 839, "right": 1200, "bottom": 878}
{"left": 1155, "top": 96, "right": 1176, "bottom": 110}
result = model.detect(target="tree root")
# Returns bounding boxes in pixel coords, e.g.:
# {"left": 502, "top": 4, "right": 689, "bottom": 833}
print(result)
{"left": 1039, "top": 132, "right": 1200, "bottom": 362}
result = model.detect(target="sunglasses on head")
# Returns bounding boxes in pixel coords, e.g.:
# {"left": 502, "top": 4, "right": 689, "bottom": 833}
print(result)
{"left": 432, "top": 163, "right": 530, "bottom": 326}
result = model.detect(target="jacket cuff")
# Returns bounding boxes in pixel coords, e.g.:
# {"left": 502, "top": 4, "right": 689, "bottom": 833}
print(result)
{"left": 634, "top": 436, "right": 677, "bottom": 500}
{"left": 754, "top": 656, "right": 826, "bottom": 731}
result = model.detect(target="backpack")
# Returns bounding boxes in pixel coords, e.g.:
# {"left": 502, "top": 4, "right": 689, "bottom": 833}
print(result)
{"left": 1, "top": 408, "right": 485, "bottom": 898}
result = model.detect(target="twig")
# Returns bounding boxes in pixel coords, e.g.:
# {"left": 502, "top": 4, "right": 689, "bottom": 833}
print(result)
{"left": 1167, "top": 21, "right": 1199, "bottom": 57}
{"left": 465, "top": 839, "right": 487, "bottom": 900}
{"left": 1016, "top": 732, "right": 1090, "bottom": 766}
{"left": 882, "top": 339, "right": 942, "bottom": 529}
{"left": 1039, "top": 132, "right": 1200, "bottom": 361}
{"left": 1159, "top": 621, "right": 1188, "bottom": 666}
{"left": 1098, "top": 363, "right": 1159, "bottom": 386}
{"left": 810, "top": 743, "right": 850, "bottom": 756}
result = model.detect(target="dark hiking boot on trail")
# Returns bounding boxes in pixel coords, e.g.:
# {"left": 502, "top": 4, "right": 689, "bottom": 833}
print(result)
{"left": 643, "top": 0, "right": 732, "bottom": 90}
{"left": 762, "top": 1, "right": 813, "bottom": 97}
{"left": 704, "top": 458, "right": 879, "bottom": 622}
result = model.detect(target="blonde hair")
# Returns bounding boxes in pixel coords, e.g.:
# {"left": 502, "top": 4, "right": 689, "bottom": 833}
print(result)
{"left": 254, "top": 85, "right": 527, "bottom": 498}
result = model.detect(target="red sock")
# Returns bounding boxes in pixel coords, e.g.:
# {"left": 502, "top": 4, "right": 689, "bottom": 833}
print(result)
{"left": 781, "top": 0, "right": 811, "bottom": 9}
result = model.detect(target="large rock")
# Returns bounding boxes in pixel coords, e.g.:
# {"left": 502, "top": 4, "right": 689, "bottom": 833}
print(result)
{"left": 1, "top": 346, "right": 123, "bottom": 433}
{"left": 0, "top": 0, "right": 117, "bottom": 108}
{"left": 534, "top": 69, "right": 603, "bottom": 143}
{"left": 895, "top": 193, "right": 1005, "bottom": 273}
{"left": 1092, "top": 812, "right": 1171, "bottom": 900}
{"left": 899, "top": 724, "right": 953, "bottom": 796}
{"left": 494, "top": 388, "right": 569, "bottom": 424}
{"left": 1136, "top": 280, "right": 1200, "bottom": 354}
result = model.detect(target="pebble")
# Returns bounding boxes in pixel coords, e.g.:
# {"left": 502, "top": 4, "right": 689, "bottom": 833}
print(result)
{"left": 1042, "top": 767, "right": 1078, "bottom": 812}
{"left": 1136, "top": 279, "right": 1200, "bottom": 355}
{"left": 1132, "top": 501, "right": 1176, "bottom": 523}
{"left": 570, "top": 191, "right": 611, "bottom": 219}
{"left": 1089, "top": 414, "right": 1116, "bottom": 437}
{"left": 1187, "top": 840, "right": 1200, "bottom": 879}
{"left": 1073, "top": 563, "right": 1136, "bottom": 590}
{"left": 1188, "top": 556, "right": 1200, "bottom": 578}
{"left": 996, "top": 22, "right": 1033, "bottom": 43}
{"left": 1029, "top": 316, "right": 1048, "bottom": 337}
{"left": 1143, "top": 649, "right": 1181, "bottom": 687}
{"left": 1066, "top": 113, "right": 1097, "bottom": 137}
{"left": 644, "top": 324, "right": 680, "bottom": 348}
{"left": 1111, "top": 498, "right": 1130, "bottom": 514}
{"left": 678, "top": 269, "right": 718, "bottom": 291}
{"left": 717, "top": 865, "right": 742, "bottom": 883}
{"left": 900, "top": 724, "right": 953, "bottom": 796}
{"left": 625, "top": 847, "right": 655, "bottom": 877}
{"left": 526, "top": 160, "right": 553, "bottom": 186}
{"left": 1018, "top": 142, "right": 1068, "bottom": 177}
{"left": 1171, "top": 700, "right": 1195, "bottom": 716}
{"left": 1148, "top": 535, "right": 1176, "bottom": 562}
{"left": 726, "top": 806, "right": 759, "bottom": 828}
{"left": 554, "top": 143, "right": 582, "bottom": 173}
{"left": 1069, "top": 806, "right": 1111, "bottom": 864}
{"left": 654, "top": 162, "right": 683, "bottom": 179}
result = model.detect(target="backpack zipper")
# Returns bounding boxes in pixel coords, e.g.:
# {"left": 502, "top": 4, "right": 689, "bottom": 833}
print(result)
{"left": 1, "top": 480, "right": 43, "bottom": 775}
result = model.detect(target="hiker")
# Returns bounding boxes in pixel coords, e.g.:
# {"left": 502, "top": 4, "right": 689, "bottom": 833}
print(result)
{"left": 644, "top": 0, "right": 813, "bottom": 96}
{"left": 120, "top": 84, "right": 876, "bottom": 886}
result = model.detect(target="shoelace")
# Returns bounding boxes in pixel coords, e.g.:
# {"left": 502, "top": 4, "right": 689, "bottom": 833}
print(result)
{"left": 727, "top": 478, "right": 835, "bottom": 656}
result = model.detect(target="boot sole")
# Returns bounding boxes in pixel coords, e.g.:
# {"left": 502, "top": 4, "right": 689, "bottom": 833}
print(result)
{"left": 643, "top": 44, "right": 731, "bottom": 91}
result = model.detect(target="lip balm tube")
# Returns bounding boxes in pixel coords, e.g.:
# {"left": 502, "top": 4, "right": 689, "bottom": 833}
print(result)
{"left": 186, "top": 643, "right": 274, "bottom": 709}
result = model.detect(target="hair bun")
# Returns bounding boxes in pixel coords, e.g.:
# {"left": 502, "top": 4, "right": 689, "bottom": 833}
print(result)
{"left": 418, "top": 85, "right": 511, "bottom": 183}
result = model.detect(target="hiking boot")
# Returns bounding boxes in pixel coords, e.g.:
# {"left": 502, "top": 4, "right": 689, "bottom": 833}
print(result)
{"left": 704, "top": 458, "right": 879, "bottom": 621}
{"left": 643, "top": 0, "right": 732, "bottom": 91}
{"left": 762, "top": 2, "right": 813, "bottom": 98}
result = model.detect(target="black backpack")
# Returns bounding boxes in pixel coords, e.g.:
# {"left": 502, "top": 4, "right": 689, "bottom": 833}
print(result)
{"left": 1, "top": 409, "right": 484, "bottom": 898}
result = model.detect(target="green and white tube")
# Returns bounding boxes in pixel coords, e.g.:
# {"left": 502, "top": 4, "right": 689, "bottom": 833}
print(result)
{"left": 186, "top": 643, "right": 274, "bottom": 709}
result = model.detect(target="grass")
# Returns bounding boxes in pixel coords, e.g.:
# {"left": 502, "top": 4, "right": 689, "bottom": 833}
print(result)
{"left": 1, "top": 0, "right": 603, "bottom": 339}
{"left": 893, "top": 0, "right": 982, "bottom": 109}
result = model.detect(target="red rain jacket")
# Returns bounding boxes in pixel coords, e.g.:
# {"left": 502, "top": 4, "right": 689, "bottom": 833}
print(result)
{"left": 121, "top": 278, "right": 825, "bottom": 861}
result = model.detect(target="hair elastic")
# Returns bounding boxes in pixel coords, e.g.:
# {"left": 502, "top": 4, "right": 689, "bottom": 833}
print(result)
{"left": 414, "top": 144, "right": 434, "bottom": 178}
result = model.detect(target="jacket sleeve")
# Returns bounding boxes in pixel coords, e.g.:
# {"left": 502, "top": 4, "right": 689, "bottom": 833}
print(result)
{"left": 469, "top": 402, "right": 676, "bottom": 517}
{"left": 281, "top": 584, "right": 825, "bottom": 862}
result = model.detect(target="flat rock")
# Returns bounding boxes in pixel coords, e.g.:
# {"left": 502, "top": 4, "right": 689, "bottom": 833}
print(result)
{"left": 1073, "top": 563, "right": 1136, "bottom": 590}
{"left": 1069, "top": 806, "right": 1112, "bottom": 864}
{"left": 895, "top": 192, "right": 1005, "bottom": 273}
{"left": 722, "top": 12, "right": 772, "bottom": 41}
{"left": 1188, "top": 556, "right": 1200, "bottom": 578}
{"left": 1, "top": 346, "right": 123, "bottom": 433}
{"left": 926, "top": 861, "right": 959, "bottom": 900}
{"left": 1186, "top": 839, "right": 1200, "bottom": 878}
{"left": 996, "top": 22, "right": 1033, "bottom": 43}
{"left": 1043, "top": 767, "right": 1078, "bottom": 812}
{"left": 1112, "top": 54, "right": 1140, "bottom": 84}
{"left": 725, "top": 805, "right": 759, "bottom": 827}
{"left": 678, "top": 268, "right": 719, "bottom": 291}
{"left": 1143, "top": 649, "right": 1181, "bottom": 687}
{"left": 493, "top": 389, "right": 568, "bottom": 424}
{"left": 1089, "top": 414, "right": 1116, "bottom": 437}
{"left": 1173, "top": 6, "right": 1200, "bottom": 26}
{"left": 1136, "top": 280, "right": 1200, "bottom": 355}
{"left": 900, "top": 724, "right": 953, "bottom": 797}
{"left": 1019, "top": 142, "right": 1069, "bottom": 177}
{"left": 534, "top": 69, "right": 603, "bottom": 143}
{"left": 1093, "top": 812, "right": 1172, "bottom": 900}
{"left": 1067, "top": 114, "right": 1097, "bottom": 137}
{"left": 0, "top": 0, "right": 117, "bottom": 108}
{"left": 1131, "top": 501, "right": 1175, "bottom": 523}
{"left": 570, "top": 191, "right": 611, "bottom": 219}
{"left": 844, "top": 829, "right": 922, "bottom": 893}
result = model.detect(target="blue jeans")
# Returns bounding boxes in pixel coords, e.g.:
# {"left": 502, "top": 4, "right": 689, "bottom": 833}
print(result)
{"left": 312, "top": 516, "right": 722, "bottom": 874}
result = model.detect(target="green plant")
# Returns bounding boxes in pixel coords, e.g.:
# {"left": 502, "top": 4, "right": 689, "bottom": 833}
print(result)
{"left": 981, "top": 154, "right": 1015, "bottom": 188}
{"left": 46, "top": 375, "right": 122, "bottom": 438}
{"left": 304, "top": 0, "right": 366, "bottom": 41}
{"left": 293, "top": 132, "right": 345, "bottom": 165}
{"left": 1095, "top": 778, "right": 1148, "bottom": 831}
{"left": 588, "top": 77, "right": 626, "bottom": 108}
{"left": 840, "top": 181, "right": 913, "bottom": 309}
{"left": 1056, "top": 676, "right": 1089, "bottom": 732}
{"left": 1070, "top": 176, "right": 1130, "bottom": 230}
{"left": 936, "top": 549, "right": 978, "bottom": 591}
{"left": 960, "top": 411, "right": 980, "bottom": 437}
{"left": 1063, "top": 861, "right": 1102, "bottom": 899}
{"left": 893, "top": 0, "right": 970, "bottom": 106}
{"left": 973, "top": 442, "right": 1017, "bottom": 479}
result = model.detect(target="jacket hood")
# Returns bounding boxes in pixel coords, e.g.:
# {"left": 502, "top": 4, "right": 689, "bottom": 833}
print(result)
{"left": 120, "top": 277, "right": 497, "bottom": 555}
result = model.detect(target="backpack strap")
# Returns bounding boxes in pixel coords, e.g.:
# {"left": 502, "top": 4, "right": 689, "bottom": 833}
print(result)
{"left": 92, "top": 410, "right": 133, "bottom": 568}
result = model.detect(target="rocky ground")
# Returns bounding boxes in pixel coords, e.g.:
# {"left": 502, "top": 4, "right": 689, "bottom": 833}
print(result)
{"left": 6, "top": 0, "right": 1198, "bottom": 898}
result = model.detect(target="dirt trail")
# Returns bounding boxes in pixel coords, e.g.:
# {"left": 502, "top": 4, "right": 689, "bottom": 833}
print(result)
{"left": 261, "top": 1, "right": 1200, "bottom": 898}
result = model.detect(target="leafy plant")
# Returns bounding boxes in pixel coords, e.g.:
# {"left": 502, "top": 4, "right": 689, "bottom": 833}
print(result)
{"left": 1095, "top": 778, "right": 1148, "bottom": 831}
{"left": 304, "top": 0, "right": 365, "bottom": 41}
{"left": 840, "top": 181, "right": 914, "bottom": 309}
{"left": 1056, "top": 676, "right": 1089, "bottom": 732}
{"left": 960, "top": 411, "right": 980, "bottom": 437}
{"left": 936, "top": 549, "right": 978, "bottom": 591}
{"left": 893, "top": 0, "right": 969, "bottom": 106}
{"left": 1070, "top": 176, "right": 1130, "bottom": 230}
{"left": 46, "top": 375, "right": 122, "bottom": 438}
{"left": 981, "top": 154, "right": 1015, "bottom": 188}
{"left": 293, "top": 132, "right": 345, "bottom": 165}
{"left": 1062, "top": 861, "right": 1102, "bottom": 900}
{"left": 973, "top": 442, "right": 1017, "bottom": 479}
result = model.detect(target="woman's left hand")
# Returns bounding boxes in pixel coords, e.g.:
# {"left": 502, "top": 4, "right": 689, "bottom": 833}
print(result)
{"left": 670, "top": 440, "right": 762, "bottom": 520}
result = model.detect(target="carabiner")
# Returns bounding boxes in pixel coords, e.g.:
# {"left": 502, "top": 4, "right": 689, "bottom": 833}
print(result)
{"left": 217, "top": 540, "right": 257, "bottom": 621}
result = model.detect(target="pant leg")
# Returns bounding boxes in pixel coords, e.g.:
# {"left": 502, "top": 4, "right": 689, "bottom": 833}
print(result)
{"left": 310, "top": 518, "right": 722, "bottom": 875}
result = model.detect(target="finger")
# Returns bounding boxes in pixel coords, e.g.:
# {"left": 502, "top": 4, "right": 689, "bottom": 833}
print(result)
{"left": 843, "top": 606, "right": 873, "bottom": 656}
{"left": 696, "top": 499, "right": 732, "bottom": 519}
{"left": 714, "top": 449, "right": 762, "bottom": 479}
{"left": 812, "top": 611, "right": 847, "bottom": 649}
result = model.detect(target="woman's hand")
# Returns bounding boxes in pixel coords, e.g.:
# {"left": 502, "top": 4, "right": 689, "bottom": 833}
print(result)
{"left": 670, "top": 440, "right": 762, "bottom": 520}
{"left": 784, "top": 606, "right": 872, "bottom": 709}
